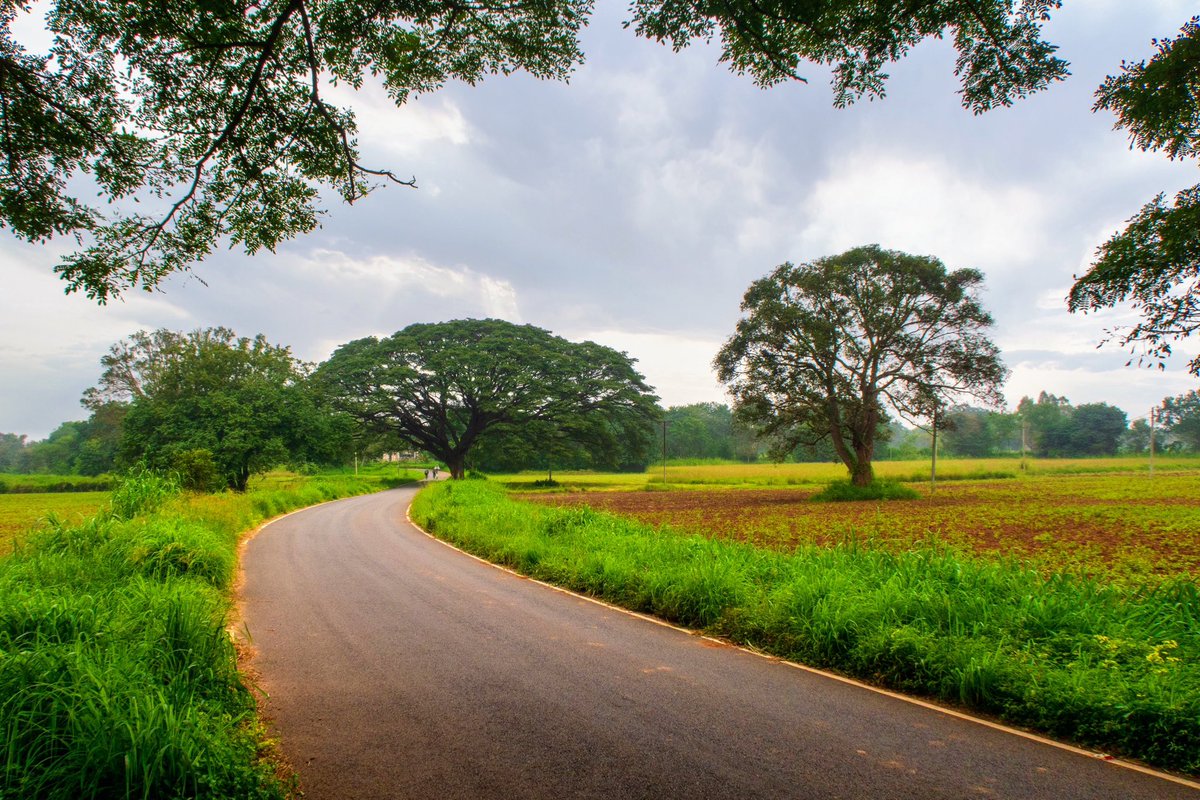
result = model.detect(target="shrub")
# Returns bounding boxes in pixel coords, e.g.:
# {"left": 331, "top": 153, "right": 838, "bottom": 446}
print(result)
{"left": 172, "top": 448, "right": 222, "bottom": 493}
{"left": 810, "top": 479, "right": 920, "bottom": 502}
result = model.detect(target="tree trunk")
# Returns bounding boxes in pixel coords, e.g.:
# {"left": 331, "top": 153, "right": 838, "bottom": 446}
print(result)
{"left": 448, "top": 455, "right": 466, "bottom": 480}
{"left": 850, "top": 455, "right": 874, "bottom": 487}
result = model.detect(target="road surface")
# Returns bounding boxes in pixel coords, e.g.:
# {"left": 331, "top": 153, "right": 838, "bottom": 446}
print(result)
{"left": 239, "top": 486, "right": 1198, "bottom": 799}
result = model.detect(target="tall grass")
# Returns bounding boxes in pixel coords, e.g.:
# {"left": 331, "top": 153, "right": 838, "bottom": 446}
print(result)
{"left": 412, "top": 480, "right": 1200, "bottom": 774}
{"left": 0, "top": 467, "right": 396, "bottom": 798}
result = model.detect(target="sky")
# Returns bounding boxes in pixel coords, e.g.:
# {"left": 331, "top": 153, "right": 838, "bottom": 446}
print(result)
{"left": 3, "top": 1, "right": 1199, "bottom": 439}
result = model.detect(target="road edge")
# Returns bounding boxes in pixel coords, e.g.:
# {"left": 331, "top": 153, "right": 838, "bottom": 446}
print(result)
{"left": 403, "top": 490, "right": 1200, "bottom": 793}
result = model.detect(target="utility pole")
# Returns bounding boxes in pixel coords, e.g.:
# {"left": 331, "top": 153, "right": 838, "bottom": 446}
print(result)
{"left": 662, "top": 419, "right": 668, "bottom": 485}
{"left": 1149, "top": 407, "right": 1156, "bottom": 478}
{"left": 930, "top": 405, "right": 938, "bottom": 494}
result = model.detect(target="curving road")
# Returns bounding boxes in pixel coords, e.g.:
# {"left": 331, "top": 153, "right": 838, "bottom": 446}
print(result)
{"left": 240, "top": 486, "right": 1199, "bottom": 799}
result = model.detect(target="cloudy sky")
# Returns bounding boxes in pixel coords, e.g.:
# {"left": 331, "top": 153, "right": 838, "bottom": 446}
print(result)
{"left": 3, "top": 1, "right": 1199, "bottom": 439}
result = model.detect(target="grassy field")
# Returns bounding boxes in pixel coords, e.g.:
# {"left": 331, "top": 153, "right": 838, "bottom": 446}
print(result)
{"left": 0, "top": 466, "right": 411, "bottom": 798}
{"left": 412, "top": 466, "right": 1200, "bottom": 774}
{"left": 527, "top": 471, "right": 1200, "bottom": 584}
{"left": 0, "top": 491, "right": 109, "bottom": 554}
{"left": 496, "top": 455, "right": 1198, "bottom": 491}
{"left": 0, "top": 472, "right": 113, "bottom": 493}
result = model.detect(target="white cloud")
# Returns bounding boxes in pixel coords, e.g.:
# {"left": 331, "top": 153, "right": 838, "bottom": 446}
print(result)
{"left": 574, "top": 329, "right": 727, "bottom": 407}
{"left": 294, "top": 249, "right": 521, "bottom": 322}
{"left": 796, "top": 150, "right": 1050, "bottom": 271}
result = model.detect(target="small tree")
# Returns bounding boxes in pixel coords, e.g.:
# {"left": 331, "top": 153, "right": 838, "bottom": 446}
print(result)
{"left": 317, "top": 319, "right": 659, "bottom": 479}
{"left": 98, "top": 328, "right": 333, "bottom": 491}
{"left": 716, "top": 245, "right": 1007, "bottom": 487}
{"left": 1160, "top": 389, "right": 1200, "bottom": 451}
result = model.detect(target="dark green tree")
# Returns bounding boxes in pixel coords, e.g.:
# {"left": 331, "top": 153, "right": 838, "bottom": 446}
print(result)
{"left": 98, "top": 327, "right": 336, "bottom": 491}
{"left": 942, "top": 405, "right": 999, "bottom": 458}
{"left": 317, "top": 319, "right": 660, "bottom": 479}
{"left": 1160, "top": 389, "right": 1200, "bottom": 451}
{"left": 716, "top": 245, "right": 1007, "bottom": 487}
{"left": 2, "top": 1, "right": 1066, "bottom": 298}
{"left": 0, "top": 433, "right": 26, "bottom": 472}
{"left": 1017, "top": 392, "right": 1073, "bottom": 457}
{"left": 1069, "top": 17, "right": 1200, "bottom": 374}
{"left": 1069, "top": 402, "right": 1128, "bottom": 456}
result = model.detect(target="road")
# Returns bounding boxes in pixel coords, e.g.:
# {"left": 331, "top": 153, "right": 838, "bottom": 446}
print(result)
{"left": 239, "top": 486, "right": 1198, "bottom": 799}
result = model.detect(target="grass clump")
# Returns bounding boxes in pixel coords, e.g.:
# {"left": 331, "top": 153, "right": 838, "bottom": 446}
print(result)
{"left": 0, "top": 466, "right": 388, "bottom": 798}
{"left": 810, "top": 479, "right": 919, "bottom": 502}
{"left": 412, "top": 480, "right": 1200, "bottom": 775}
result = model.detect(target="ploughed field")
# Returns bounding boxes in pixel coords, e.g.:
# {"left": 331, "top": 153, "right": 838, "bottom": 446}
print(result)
{"left": 525, "top": 471, "right": 1200, "bottom": 582}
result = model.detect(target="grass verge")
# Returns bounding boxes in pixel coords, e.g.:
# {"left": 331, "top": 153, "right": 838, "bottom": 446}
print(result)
{"left": 411, "top": 480, "right": 1200, "bottom": 775}
{"left": 0, "top": 467, "right": 402, "bottom": 798}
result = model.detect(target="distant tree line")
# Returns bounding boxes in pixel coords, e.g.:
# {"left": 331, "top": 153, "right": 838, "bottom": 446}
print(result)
{"left": 1, "top": 320, "right": 661, "bottom": 487}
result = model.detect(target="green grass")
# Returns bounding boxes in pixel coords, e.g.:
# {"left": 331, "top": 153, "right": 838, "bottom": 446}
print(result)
{"left": 0, "top": 473, "right": 114, "bottom": 493}
{"left": 0, "top": 466, "right": 405, "bottom": 798}
{"left": 412, "top": 480, "right": 1200, "bottom": 774}
{"left": 0, "top": 492, "right": 110, "bottom": 554}
{"left": 493, "top": 456, "right": 1200, "bottom": 492}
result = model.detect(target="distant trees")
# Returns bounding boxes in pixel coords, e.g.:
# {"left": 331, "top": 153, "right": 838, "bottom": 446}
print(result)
{"left": 317, "top": 319, "right": 660, "bottom": 479}
{"left": 1160, "top": 390, "right": 1200, "bottom": 451}
{"left": 717, "top": 246, "right": 1007, "bottom": 486}
{"left": 95, "top": 328, "right": 349, "bottom": 491}
{"left": 1013, "top": 393, "right": 1128, "bottom": 458}
{"left": 661, "top": 403, "right": 759, "bottom": 462}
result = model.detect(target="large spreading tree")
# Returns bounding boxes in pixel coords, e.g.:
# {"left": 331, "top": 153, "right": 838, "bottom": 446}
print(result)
{"left": 1, "top": 1, "right": 1067, "bottom": 299}
{"left": 716, "top": 245, "right": 1007, "bottom": 486}
{"left": 316, "top": 318, "right": 660, "bottom": 479}
{"left": 1069, "top": 16, "right": 1200, "bottom": 374}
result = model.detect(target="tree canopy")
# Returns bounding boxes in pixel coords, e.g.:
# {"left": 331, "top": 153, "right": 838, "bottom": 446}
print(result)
{"left": 95, "top": 327, "right": 346, "bottom": 490}
{"left": 716, "top": 245, "right": 1007, "bottom": 486}
{"left": 316, "top": 318, "right": 660, "bottom": 478}
{"left": 1, "top": 1, "right": 1067, "bottom": 299}
{"left": 1069, "top": 16, "right": 1200, "bottom": 374}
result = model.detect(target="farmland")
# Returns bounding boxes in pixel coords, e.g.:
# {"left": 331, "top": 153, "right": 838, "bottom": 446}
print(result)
{"left": 0, "top": 491, "right": 108, "bottom": 554}
{"left": 525, "top": 470, "right": 1200, "bottom": 583}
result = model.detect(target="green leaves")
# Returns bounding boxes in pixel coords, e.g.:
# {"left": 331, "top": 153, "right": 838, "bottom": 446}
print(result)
{"left": 3, "top": 0, "right": 1070, "bottom": 298}
{"left": 627, "top": 0, "right": 1068, "bottom": 112}
{"left": 717, "top": 245, "right": 1007, "bottom": 485}
{"left": 318, "top": 318, "right": 660, "bottom": 478}
{"left": 1071, "top": 17, "right": 1200, "bottom": 374}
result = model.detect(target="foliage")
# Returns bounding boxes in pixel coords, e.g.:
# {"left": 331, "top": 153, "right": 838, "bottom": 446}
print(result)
{"left": 662, "top": 402, "right": 745, "bottom": 461}
{"left": 101, "top": 327, "right": 345, "bottom": 491}
{"left": 716, "top": 245, "right": 1007, "bottom": 487}
{"left": 1160, "top": 389, "right": 1200, "bottom": 451}
{"left": 629, "top": 0, "right": 1067, "bottom": 112}
{"left": 0, "top": 468, "right": 391, "bottom": 796}
{"left": 1017, "top": 392, "right": 1128, "bottom": 458}
{"left": 318, "top": 318, "right": 660, "bottom": 479}
{"left": 528, "top": 468, "right": 1200, "bottom": 582}
{"left": 107, "top": 463, "right": 179, "bottom": 520}
{"left": 1069, "top": 17, "right": 1200, "bottom": 374}
{"left": 0, "top": 1, "right": 1068, "bottom": 298}
{"left": 809, "top": 479, "right": 919, "bottom": 502}
{"left": 412, "top": 479, "right": 1200, "bottom": 773}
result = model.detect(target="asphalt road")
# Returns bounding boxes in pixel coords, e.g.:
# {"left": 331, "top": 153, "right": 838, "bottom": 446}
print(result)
{"left": 239, "top": 486, "right": 1199, "bottom": 799}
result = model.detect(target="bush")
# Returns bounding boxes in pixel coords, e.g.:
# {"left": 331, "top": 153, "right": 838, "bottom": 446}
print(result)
{"left": 172, "top": 448, "right": 222, "bottom": 492}
{"left": 810, "top": 479, "right": 920, "bottom": 502}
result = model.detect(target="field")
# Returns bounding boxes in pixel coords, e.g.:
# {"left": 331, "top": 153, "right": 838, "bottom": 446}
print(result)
{"left": 498, "top": 455, "right": 1199, "bottom": 491}
{"left": 526, "top": 470, "right": 1200, "bottom": 583}
{"left": 0, "top": 491, "right": 109, "bottom": 554}
{"left": 412, "top": 479, "right": 1200, "bottom": 773}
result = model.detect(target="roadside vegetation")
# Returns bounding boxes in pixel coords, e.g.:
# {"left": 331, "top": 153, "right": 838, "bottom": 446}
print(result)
{"left": 0, "top": 464, "right": 414, "bottom": 798}
{"left": 412, "top": 474, "right": 1200, "bottom": 774}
